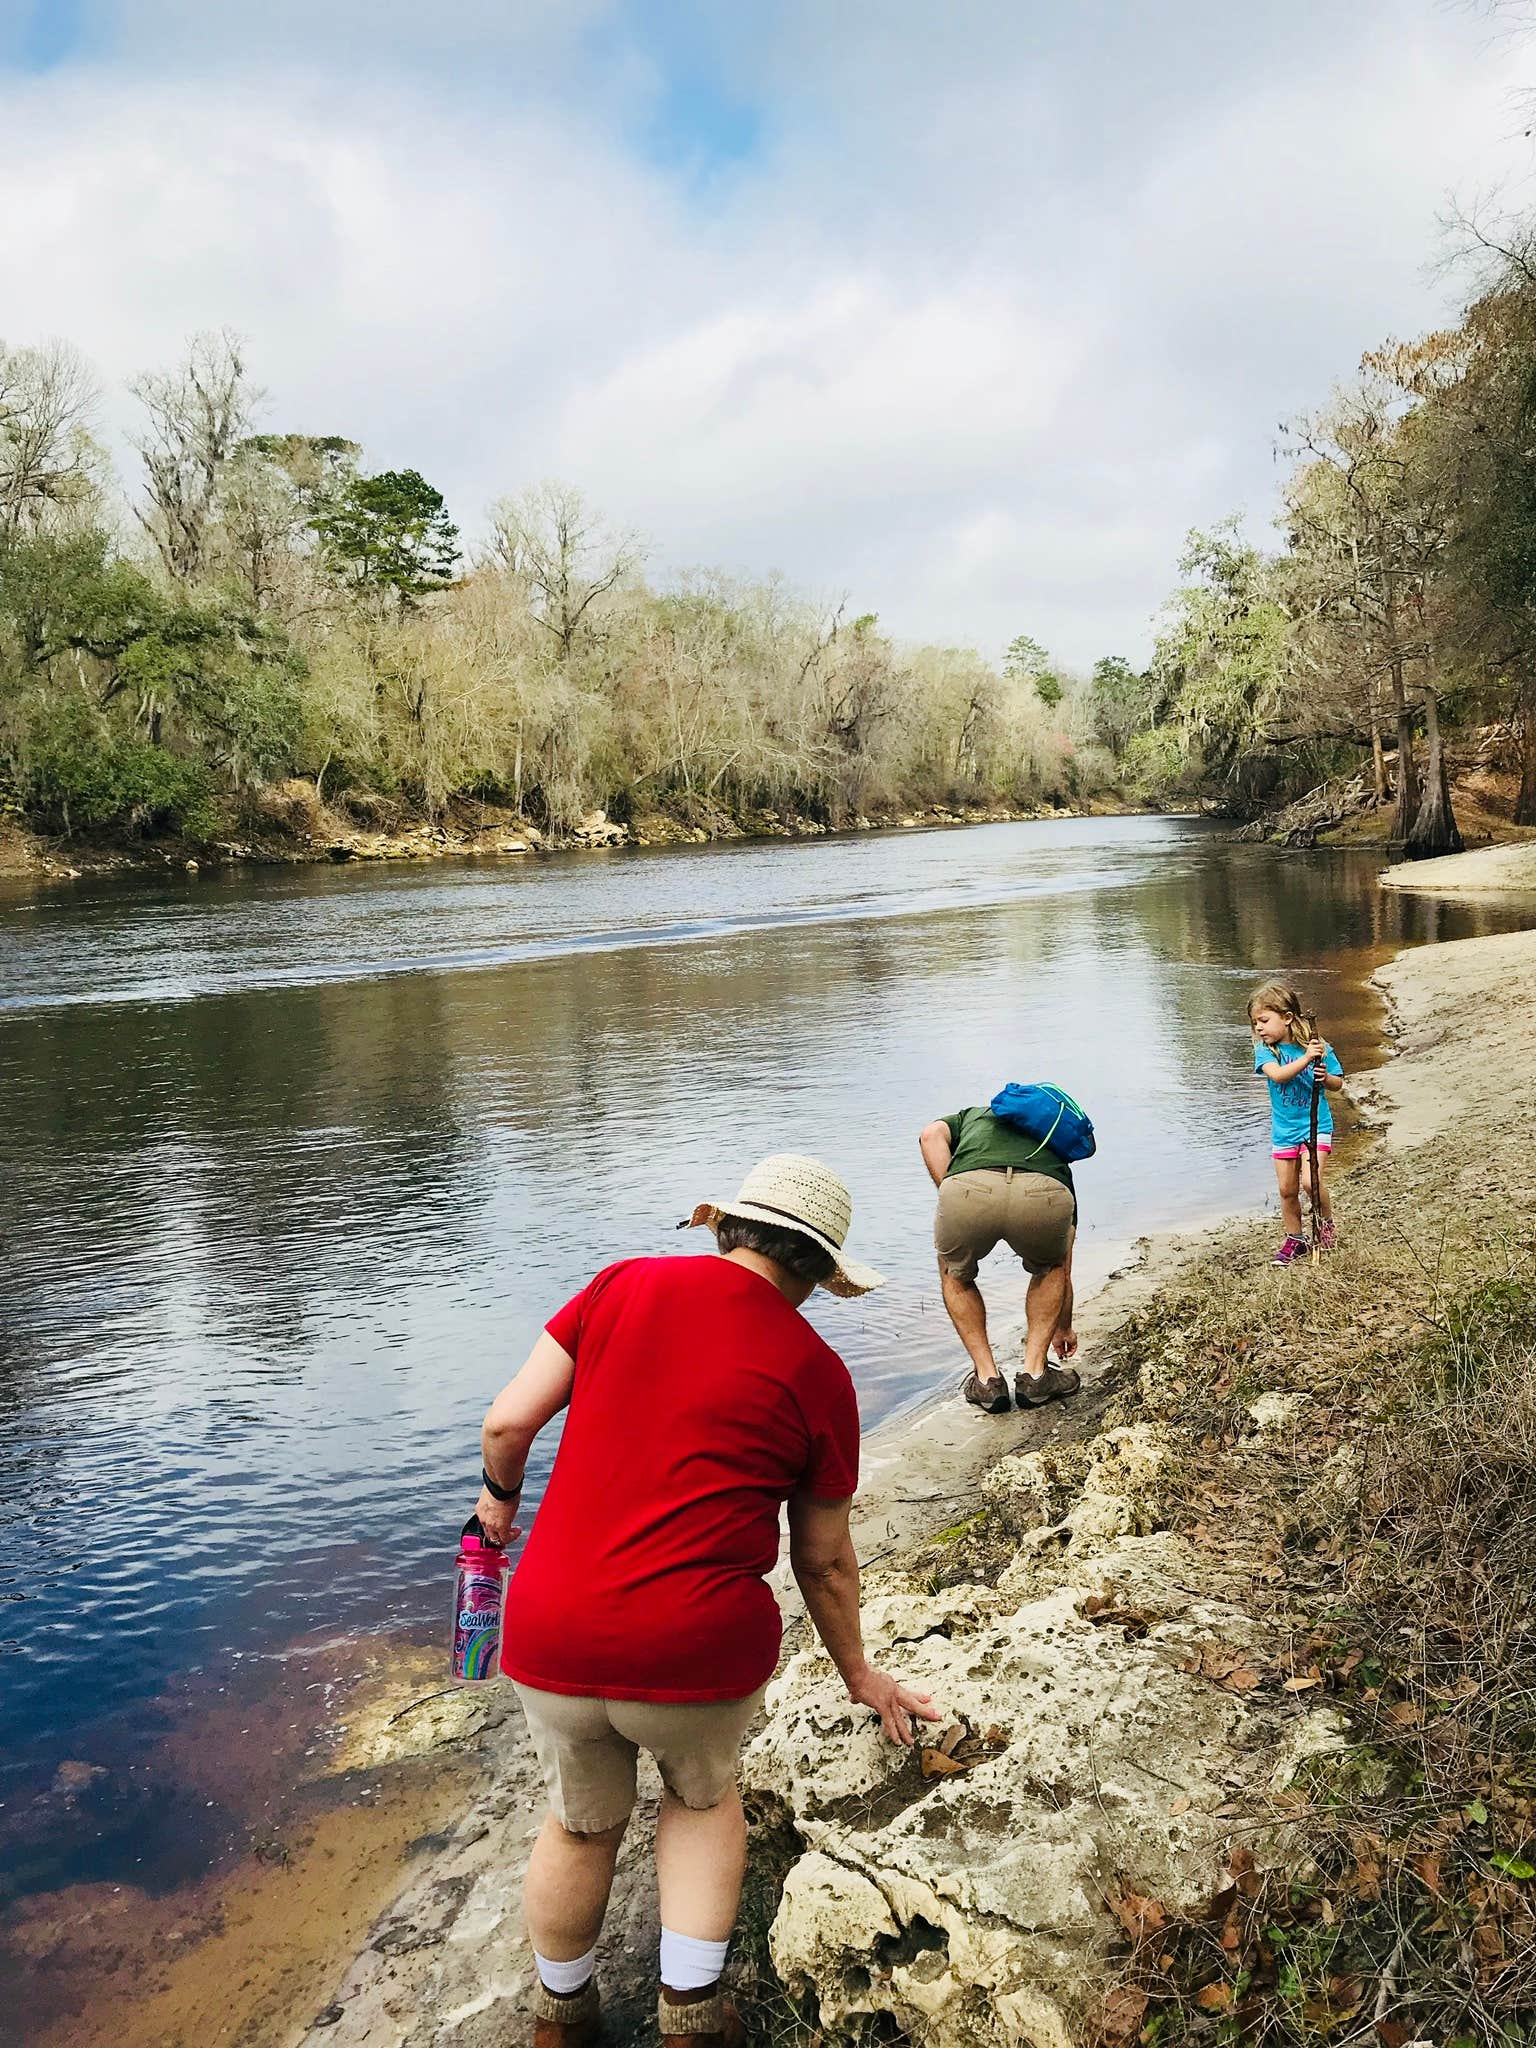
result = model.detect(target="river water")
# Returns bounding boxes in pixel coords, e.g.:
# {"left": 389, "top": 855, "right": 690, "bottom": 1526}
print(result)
{"left": 0, "top": 817, "right": 1522, "bottom": 1919}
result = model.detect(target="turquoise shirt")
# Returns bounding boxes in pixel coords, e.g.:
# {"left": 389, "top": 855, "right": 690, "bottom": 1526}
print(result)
{"left": 1254, "top": 1040, "right": 1343, "bottom": 1148}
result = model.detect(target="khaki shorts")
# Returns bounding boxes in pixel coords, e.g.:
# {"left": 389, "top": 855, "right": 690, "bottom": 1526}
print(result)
{"left": 514, "top": 1683, "right": 767, "bottom": 1835}
{"left": 934, "top": 1168, "right": 1075, "bottom": 1281}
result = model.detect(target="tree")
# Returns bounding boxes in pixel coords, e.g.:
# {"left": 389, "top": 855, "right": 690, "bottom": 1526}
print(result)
{"left": 310, "top": 469, "right": 459, "bottom": 606}
{"left": 214, "top": 446, "right": 305, "bottom": 610}
{"left": 131, "top": 330, "right": 256, "bottom": 586}
{"left": 488, "top": 482, "right": 640, "bottom": 660}
{"left": 1087, "top": 656, "right": 1152, "bottom": 758}
{"left": 1004, "top": 632, "right": 1065, "bottom": 709}
{"left": 0, "top": 339, "right": 101, "bottom": 544}
{"left": 1149, "top": 522, "right": 1289, "bottom": 807}
{"left": 1283, "top": 348, "right": 1467, "bottom": 853}
{"left": 1429, "top": 235, "right": 1536, "bottom": 823}
{"left": 239, "top": 433, "right": 359, "bottom": 511}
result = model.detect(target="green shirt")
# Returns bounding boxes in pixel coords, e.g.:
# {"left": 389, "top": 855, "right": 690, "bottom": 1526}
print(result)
{"left": 941, "top": 1107, "right": 1076, "bottom": 1204}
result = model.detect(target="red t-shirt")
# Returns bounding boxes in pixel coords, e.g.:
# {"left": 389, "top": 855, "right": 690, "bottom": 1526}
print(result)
{"left": 501, "top": 1255, "right": 860, "bottom": 1703}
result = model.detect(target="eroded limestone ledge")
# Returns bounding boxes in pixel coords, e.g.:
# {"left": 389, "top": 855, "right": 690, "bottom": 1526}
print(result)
{"left": 743, "top": 1428, "right": 1342, "bottom": 2048}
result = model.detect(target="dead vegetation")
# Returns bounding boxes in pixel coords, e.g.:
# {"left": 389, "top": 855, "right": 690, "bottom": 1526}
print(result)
{"left": 1077, "top": 1110, "right": 1536, "bottom": 2045}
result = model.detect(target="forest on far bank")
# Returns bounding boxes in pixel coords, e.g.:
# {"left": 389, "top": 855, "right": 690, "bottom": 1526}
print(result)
{"left": 3, "top": 179, "right": 1536, "bottom": 855}
{"left": 0, "top": 336, "right": 1134, "bottom": 850}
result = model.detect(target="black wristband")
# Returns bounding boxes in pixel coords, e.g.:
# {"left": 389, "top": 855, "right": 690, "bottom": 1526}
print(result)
{"left": 481, "top": 1466, "right": 522, "bottom": 1503}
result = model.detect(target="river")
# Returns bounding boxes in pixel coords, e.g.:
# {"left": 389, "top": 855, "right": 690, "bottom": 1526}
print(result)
{"left": 0, "top": 816, "right": 1521, "bottom": 1939}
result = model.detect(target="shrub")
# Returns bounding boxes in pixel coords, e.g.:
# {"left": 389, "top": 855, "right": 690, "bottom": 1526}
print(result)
{"left": 21, "top": 707, "right": 217, "bottom": 839}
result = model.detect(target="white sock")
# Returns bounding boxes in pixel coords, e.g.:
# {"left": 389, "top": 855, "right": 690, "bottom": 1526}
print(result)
{"left": 659, "top": 1927, "right": 729, "bottom": 1992}
{"left": 534, "top": 1946, "right": 596, "bottom": 1995}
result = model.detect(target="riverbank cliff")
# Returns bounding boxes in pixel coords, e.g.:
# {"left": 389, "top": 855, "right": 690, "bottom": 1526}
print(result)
{"left": 260, "top": 912, "right": 1536, "bottom": 2046}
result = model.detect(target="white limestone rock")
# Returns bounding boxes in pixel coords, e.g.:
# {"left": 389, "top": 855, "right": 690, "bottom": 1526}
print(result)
{"left": 745, "top": 1535, "right": 1340, "bottom": 2048}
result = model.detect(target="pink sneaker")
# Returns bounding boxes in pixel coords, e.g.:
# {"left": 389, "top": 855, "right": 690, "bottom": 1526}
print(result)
{"left": 1315, "top": 1219, "right": 1337, "bottom": 1253}
{"left": 1272, "top": 1234, "right": 1308, "bottom": 1267}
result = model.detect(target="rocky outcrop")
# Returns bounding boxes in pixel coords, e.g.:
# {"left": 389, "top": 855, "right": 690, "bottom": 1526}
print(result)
{"left": 743, "top": 1428, "right": 1342, "bottom": 2048}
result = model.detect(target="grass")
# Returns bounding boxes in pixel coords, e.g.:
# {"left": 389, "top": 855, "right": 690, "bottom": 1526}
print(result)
{"left": 1078, "top": 1123, "right": 1536, "bottom": 2046}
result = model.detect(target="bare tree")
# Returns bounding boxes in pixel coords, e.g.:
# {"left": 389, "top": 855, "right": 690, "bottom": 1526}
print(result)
{"left": 131, "top": 330, "right": 258, "bottom": 585}
{"left": 486, "top": 482, "right": 641, "bottom": 661}
{"left": 0, "top": 338, "right": 101, "bottom": 543}
{"left": 213, "top": 445, "right": 305, "bottom": 609}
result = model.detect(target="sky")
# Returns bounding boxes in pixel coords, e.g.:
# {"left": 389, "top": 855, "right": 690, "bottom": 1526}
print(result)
{"left": 1, "top": 0, "right": 1534, "bottom": 666}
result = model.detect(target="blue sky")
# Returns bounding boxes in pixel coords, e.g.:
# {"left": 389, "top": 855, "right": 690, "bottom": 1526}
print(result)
{"left": 1, "top": 0, "right": 1533, "bottom": 662}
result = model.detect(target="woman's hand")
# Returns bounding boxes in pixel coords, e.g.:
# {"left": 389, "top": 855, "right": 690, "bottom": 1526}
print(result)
{"left": 845, "top": 1661, "right": 942, "bottom": 1746}
{"left": 473, "top": 1486, "right": 523, "bottom": 1549}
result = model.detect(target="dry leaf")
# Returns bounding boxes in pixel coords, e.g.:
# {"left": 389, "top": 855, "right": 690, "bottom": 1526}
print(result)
{"left": 919, "top": 1749, "right": 965, "bottom": 1779}
{"left": 938, "top": 1722, "right": 966, "bottom": 1758}
{"left": 1110, "top": 1889, "right": 1168, "bottom": 1940}
{"left": 1195, "top": 1982, "right": 1233, "bottom": 2012}
{"left": 1093, "top": 1985, "right": 1148, "bottom": 2042}
{"left": 1283, "top": 1669, "right": 1324, "bottom": 1693}
{"left": 1170, "top": 1794, "right": 1191, "bottom": 1815}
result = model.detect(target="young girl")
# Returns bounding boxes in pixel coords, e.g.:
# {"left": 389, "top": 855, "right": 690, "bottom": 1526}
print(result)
{"left": 1248, "top": 982, "right": 1346, "bottom": 1266}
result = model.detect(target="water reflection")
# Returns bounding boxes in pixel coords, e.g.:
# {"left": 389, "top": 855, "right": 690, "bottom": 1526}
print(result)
{"left": 0, "top": 818, "right": 1525, "bottom": 1905}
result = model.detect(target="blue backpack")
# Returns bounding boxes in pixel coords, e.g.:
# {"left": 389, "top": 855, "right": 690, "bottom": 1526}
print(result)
{"left": 989, "top": 1083, "right": 1096, "bottom": 1163}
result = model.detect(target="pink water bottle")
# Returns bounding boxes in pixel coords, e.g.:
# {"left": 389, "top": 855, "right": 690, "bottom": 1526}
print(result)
{"left": 452, "top": 1516, "right": 509, "bottom": 1684}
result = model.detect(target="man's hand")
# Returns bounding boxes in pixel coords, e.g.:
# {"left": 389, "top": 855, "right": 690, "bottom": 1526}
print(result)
{"left": 473, "top": 1486, "right": 523, "bottom": 1548}
{"left": 845, "top": 1661, "right": 941, "bottom": 1746}
{"left": 1051, "top": 1327, "right": 1079, "bottom": 1362}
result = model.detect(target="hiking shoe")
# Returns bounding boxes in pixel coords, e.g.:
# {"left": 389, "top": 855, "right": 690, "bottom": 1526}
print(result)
{"left": 532, "top": 1982, "right": 602, "bottom": 2048}
{"left": 1014, "top": 1362, "right": 1082, "bottom": 1409}
{"left": 659, "top": 1992, "right": 746, "bottom": 2046}
{"left": 1272, "top": 1234, "right": 1308, "bottom": 1267}
{"left": 963, "top": 1372, "right": 1011, "bottom": 1414}
{"left": 1315, "top": 1219, "right": 1337, "bottom": 1253}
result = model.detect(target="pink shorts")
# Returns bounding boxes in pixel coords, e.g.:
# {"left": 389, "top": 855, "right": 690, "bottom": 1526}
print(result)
{"left": 1273, "top": 1139, "right": 1332, "bottom": 1161}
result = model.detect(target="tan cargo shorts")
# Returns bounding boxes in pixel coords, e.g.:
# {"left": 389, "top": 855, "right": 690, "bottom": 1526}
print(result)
{"left": 934, "top": 1168, "right": 1075, "bottom": 1281}
{"left": 514, "top": 1682, "right": 768, "bottom": 1835}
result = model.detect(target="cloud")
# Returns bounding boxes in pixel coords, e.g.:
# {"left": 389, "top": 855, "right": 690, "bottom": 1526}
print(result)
{"left": 0, "top": 1, "right": 1532, "bottom": 665}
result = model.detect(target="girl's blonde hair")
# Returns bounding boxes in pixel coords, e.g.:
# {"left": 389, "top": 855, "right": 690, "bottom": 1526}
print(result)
{"left": 1246, "top": 981, "right": 1314, "bottom": 1047}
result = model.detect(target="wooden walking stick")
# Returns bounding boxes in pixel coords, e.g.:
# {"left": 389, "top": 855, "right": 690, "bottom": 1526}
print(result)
{"left": 1304, "top": 1011, "right": 1323, "bottom": 1266}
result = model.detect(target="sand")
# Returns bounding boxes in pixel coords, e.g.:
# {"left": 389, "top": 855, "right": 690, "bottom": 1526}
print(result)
{"left": 1368, "top": 924, "right": 1536, "bottom": 1146}
{"left": 1378, "top": 840, "right": 1536, "bottom": 895}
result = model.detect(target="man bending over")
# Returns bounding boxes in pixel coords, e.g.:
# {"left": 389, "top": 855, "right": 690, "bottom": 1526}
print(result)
{"left": 920, "top": 1101, "right": 1081, "bottom": 1415}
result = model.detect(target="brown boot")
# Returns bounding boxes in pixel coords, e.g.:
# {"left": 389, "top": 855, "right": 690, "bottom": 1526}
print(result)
{"left": 1013, "top": 1361, "right": 1081, "bottom": 1409}
{"left": 962, "top": 1371, "right": 1010, "bottom": 1414}
{"left": 531, "top": 1980, "right": 602, "bottom": 2047}
{"left": 658, "top": 1988, "right": 747, "bottom": 2046}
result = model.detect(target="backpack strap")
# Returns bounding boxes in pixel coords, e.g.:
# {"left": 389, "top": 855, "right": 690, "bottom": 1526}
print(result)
{"left": 1020, "top": 1097, "right": 1066, "bottom": 1164}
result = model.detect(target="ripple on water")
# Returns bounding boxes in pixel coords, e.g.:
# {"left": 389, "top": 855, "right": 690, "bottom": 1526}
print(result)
{"left": 1, "top": 818, "right": 1527, "bottom": 1905}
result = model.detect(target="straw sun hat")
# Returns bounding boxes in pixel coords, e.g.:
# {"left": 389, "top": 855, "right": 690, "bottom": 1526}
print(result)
{"left": 686, "top": 1153, "right": 886, "bottom": 1298}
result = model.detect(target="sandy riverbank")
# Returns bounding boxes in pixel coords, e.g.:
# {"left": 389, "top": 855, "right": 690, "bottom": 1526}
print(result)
{"left": 1378, "top": 839, "right": 1536, "bottom": 896}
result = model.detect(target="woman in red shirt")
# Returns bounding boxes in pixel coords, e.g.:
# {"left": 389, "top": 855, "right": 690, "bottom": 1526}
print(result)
{"left": 472, "top": 1155, "right": 936, "bottom": 2048}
